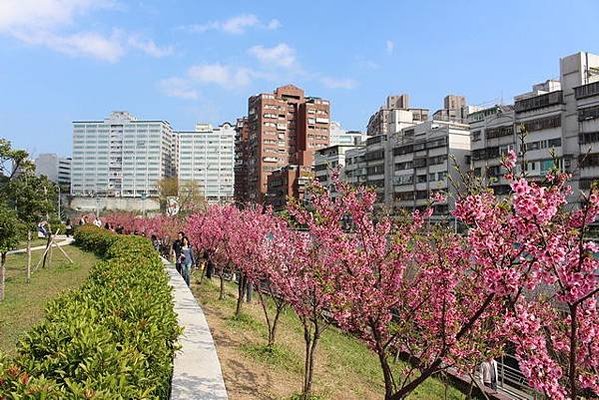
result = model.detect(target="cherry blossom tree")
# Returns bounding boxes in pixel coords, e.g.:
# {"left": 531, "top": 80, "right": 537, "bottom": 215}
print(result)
{"left": 284, "top": 182, "right": 358, "bottom": 399}
{"left": 186, "top": 205, "right": 240, "bottom": 299}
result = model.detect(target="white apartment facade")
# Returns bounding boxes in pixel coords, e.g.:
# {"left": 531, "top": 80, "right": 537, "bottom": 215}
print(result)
{"left": 344, "top": 146, "right": 368, "bottom": 187}
{"left": 177, "top": 122, "right": 235, "bottom": 203}
{"left": 329, "top": 121, "right": 368, "bottom": 146}
{"left": 470, "top": 51, "right": 599, "bottom": 201}
{"left": 314, "top": 144, "right": 364, "bottom": 192}
{"left": 390, "top": 120, "right": 470, "bottom": 215}
{"left": 71, "top": 111, "right": 175, "bottom": 198}
{"left": 35, "top": 153, "right": 71, "bottom": 187}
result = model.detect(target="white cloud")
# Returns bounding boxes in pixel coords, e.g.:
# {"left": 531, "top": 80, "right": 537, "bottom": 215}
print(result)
{"left": 128, "top": 36, "right": 173, "bottom": 58}
{"left": 386, "top": 40, "right": 395, "bottom": 55}
{"left": 180, "top": 14, "right": 280, "bottom": 34}
{"left": 248, "top": 43, "right": 296, "bottom": 68}
{"left": 0, "top": 0, "right": 114, "bottom": 31}
{"left": 0, "top": 0, "right": 171, "bottom": 62}
{"left": 266, "top": 19, "right": 281, "bottom": 30}
{"left": 12, "top": 29, "right": 124, "bottom": 62}
{"left": 320, "top": 76, "right": 357, "bottom": 90}
{"left": 188, "top": 64, "right": 252, "bottom": 88}
{"left": 158, "top": 77, "right": 198, "bottom": 100}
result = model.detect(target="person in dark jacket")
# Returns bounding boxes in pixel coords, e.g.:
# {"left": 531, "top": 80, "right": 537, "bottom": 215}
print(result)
{"left": 172, "top": 231, "right": 185, "bottom": 275}
{"left": 179, "top": 236, "right": 194, "bottom": 287}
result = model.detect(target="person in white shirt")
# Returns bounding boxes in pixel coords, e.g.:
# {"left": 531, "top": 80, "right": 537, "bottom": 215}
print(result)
{"left": 93, "top": 217, "right": 102, "bottom": 228}
{"left": 480, "top": 357, "right": 499, "bottom": 392}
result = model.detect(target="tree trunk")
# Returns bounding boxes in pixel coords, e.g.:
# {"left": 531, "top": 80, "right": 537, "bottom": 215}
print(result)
{"left": 269, "top": 303, "right": 283, "bottom": 347}
{"left": 0, "top": 252, "right": 6, "bottom": 302}
{"left": 372, "top": 325, "right": 395, "bottom": 400}
{"left": 219, "top": 272, "right": 225, "bottom": 300}
{"left": 235, "top": 274, "right": 246, "bottom": 317}
{"left": 389, "top": 358, "right": 443, "bottom": 400}
{"left": 42, "top": 232, "right": 52, "bottom": 268}
{"left": 258, "top": 289, "right": 284, "bottom": 348}
{"left": 377, "top": 346, "right": 395, "bottom": 400}
{"left": 301, "top": 320, "right": 321, "bottom": 399}
{"left": 569, "top": 303, "right": 578, "bottom": 400}
{"left": 26, "top": 230, "right": 32, "bottom": 283}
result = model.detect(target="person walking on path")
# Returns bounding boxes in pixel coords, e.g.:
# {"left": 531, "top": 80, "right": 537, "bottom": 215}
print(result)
{"left": 65, "top": 218, "right": 73, "bottom": 237}
{"left": 179, "top": 237, "right": 194, "bottom": 287}
{"left": 480, "top": 357, "right": 499, "bottom": 392}
{"left": 172, "top": 231, "right": 184, "bottom": 275}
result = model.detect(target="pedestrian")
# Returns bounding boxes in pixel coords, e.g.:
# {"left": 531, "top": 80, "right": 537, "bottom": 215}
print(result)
{"left": 205, "top": 250, "right": 214, "bottom": 279}
{"left": 480, "top": 357, "right": 499, "bottom": 392}
{"left": 172, "top": 231, "right": 185, "bottom": 275}
{"left": 179, "top": 237, "right": 194, "bottom": 287}
{"left": 79, "top": 215, "right": 87, "bottom": 225}
{"left": 37, "top": 221, "right": 48, "bottom": 238}
{"left": 93, "top": 217, "right": 102, "bottom": 228}
{"left": 65, "top": 218, "right": 73, "bottom": 237}
{"left": 151, "top": 234, "right": 161, "bottom": 252}
{"left": 161, "top": 235, "right": 171, "bottom": 259}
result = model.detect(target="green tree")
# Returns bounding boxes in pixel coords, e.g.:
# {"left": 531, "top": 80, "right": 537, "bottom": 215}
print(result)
{"left": 0, "top": 204, "right": 22, "bottom": 301}
{"left": 0, "top": 138, "right": 33, "bottom": 182}
{"left": 178, "top": 180, "right": 206, "bottom": 216}
{"left": 156, "top": 176, "right": 179, "bottom": 213}
{"left": 3, "top": 174, "right": 56, "bottom": 282}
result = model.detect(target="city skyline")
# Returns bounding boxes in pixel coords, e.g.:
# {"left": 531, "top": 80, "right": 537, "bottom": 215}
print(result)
{"left": 1, "top": 0, "right": 599, "bottom": 156}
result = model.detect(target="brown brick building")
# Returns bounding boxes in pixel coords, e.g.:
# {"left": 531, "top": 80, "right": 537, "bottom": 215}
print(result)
{"left": 266, "top": 165, "right": 313, "bottom": 210}
{"left": 237, "top": 84, "right": 330, "bottom": 204}
{"left": 233, "top": 117, "right": 250, "bottom": 204}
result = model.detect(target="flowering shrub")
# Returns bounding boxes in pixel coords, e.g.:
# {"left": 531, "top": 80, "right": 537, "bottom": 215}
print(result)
{"left": 0, "top": 225, "right": 180, "bottom": 399}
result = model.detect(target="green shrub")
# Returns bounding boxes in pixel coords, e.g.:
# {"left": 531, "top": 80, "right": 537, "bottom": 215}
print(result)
{"left": 0, "top": 226, "right": 180, "bottom": 399}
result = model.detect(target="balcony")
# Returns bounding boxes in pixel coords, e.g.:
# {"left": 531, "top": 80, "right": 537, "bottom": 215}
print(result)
{"left": 515, "top": 91, "right": 563, "bottom": 113}
{"left": 574, "top": 81, "right": 599, "bottom": 100}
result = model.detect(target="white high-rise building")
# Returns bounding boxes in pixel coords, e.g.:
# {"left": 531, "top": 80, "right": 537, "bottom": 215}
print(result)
{"left": 176, "top": 122, "right": 235, "bottom": 203}
{"left": 35, "top": 153, "right": 71, "bottom": 187}
{"left": 329, "top": 121, "right": 368, "bottom": 147}
{"left": 71, "top": 111, "right": 175, "bottom": 198}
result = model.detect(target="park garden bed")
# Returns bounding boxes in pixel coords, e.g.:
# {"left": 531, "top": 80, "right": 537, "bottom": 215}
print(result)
{"left": 0, "top": 226, "right": 180, "bottom": 399}
{"left": 192, "top": 273, "right": 469, "bottom": 400}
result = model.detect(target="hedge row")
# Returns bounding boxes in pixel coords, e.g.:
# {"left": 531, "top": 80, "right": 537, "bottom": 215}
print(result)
{"left": 0, "top": 225, "right": 180, "bottom": 399}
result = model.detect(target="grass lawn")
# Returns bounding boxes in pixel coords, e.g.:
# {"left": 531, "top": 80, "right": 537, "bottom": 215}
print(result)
{"left": 0, "top": 244, "right": 99, "bottom": 355}
{"left": 15, "top": 238, "right": 51, "bottom": 250}
{"left": 191, "top": 272, "right": 472, "bottom": 400}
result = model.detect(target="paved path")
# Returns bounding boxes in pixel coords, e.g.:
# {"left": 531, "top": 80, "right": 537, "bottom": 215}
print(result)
{"left": 7, "top": 236, "right": 74, "bottom": 255}
{"left": 163, "top": 259, "right": 228, "bottom": 400}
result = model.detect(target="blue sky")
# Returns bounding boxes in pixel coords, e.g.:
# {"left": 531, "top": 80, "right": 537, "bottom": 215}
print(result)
{"left": 1, "top": 0, "right": 598, "bottom": 157}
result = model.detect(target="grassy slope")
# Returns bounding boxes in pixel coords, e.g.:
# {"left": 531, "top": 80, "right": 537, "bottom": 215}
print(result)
{"left": 192, "top": 272, "right": 468, "bottom": 400}
{"left": 0, "top": 245, "right": 99, "bottom": 355}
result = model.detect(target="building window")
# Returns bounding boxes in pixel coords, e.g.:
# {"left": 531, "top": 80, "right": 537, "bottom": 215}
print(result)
{"left": 578, "top": 105, "right": 599, "bottom": 122}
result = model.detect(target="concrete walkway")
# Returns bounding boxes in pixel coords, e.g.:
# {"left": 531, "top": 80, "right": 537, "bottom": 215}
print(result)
{"left": 7, "top": 236, "right": 74, "bottom": 255}
{"left": 163, "top": 259, "right": 228, "bottom": 400}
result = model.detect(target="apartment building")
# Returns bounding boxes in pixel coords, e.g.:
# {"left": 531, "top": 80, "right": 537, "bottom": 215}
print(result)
{"left": 390, "top": 120, "right": 470, "bottom": 215}
{"left": 345, "top": 146, "right": 368, "bottom": 187}
{"left": 35, "top": 153, "right": 71, "bottom": 188}
{"left": 177, "top": 122, "right": 235, "bottom": 203}
{"left": 469, "top": 105, "right": 518, "bottom": 195}
{"left": 243, "top": 84, "right": 330, "bottom": 204}
{"left": 329, "top": 121, "right": 368, "bottom": 146}
{"left": 71, "top": 111, "right": 175, "bottom": 198}
{"left": 234, "top": 117, "right": 250, "bottom": 204}
{"left": 314, "top": 143, "right": 364, "bottom": 192}
{"left": 470, "top": 51, "right": 599, "bottom": 200}
{"left": 367, "top": 94, "right": 428, "bottom": 136}
{"left": 432, "top": 95, "right": 480, "bottom": 123}
{"left": 266, "top": 165, "right": 312, "bottom": 210}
